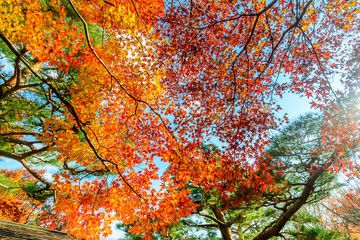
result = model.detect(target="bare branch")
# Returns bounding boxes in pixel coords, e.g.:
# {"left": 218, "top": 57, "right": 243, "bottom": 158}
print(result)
{"left": 182, "top": 221, "right": 219, "bottom": 229}
{"left": 195, "top": 0, "right": 278, "bottom": 30}
{"left": 197, "top": 211, "right": 225, "bottom": 225}
{"left": 0, "top": 147, "right": 48, "bottom": 161}
{"left": 0, "top": 182, "right": 20, "bottom": 189}
{"left": 19, "top": 158, "right": 51, "bottom": 188}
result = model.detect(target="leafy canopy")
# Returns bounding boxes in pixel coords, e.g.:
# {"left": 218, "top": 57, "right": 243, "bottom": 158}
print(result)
{"left": 0, "top": 0, "right": 360, "bottom": 239}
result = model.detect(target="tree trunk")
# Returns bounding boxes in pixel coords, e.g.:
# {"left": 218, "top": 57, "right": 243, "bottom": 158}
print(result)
{"left": 211, "top": 205, "right": 233, "bottom": 240}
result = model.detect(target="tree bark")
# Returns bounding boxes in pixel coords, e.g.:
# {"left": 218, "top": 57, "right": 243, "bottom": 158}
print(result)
{"left": 211, "top": 205, "right": 233, "bottom": 240}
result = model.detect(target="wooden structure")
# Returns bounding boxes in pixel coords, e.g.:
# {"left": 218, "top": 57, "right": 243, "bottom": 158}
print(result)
{"left": 0, "top": 219, "right": 73, "bottom": 240}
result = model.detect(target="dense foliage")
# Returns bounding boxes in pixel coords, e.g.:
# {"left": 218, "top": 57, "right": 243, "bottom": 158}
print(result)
{"left": 1, "top": 0, "right": 360, "bottom": 239}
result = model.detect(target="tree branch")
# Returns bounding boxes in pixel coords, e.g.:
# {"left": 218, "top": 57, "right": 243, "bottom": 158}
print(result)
{"left": 0, "top": 147, "right": 48, "bottom": 161}
{"left": 197, "top": 211, "right": 225, "bottom": 225}
{"left": 18, "top": 158, "right": 51, "bottom": 188}
{"left": 183, "top": 221, "right": 219, "bottom": 229}
{"left": 252, "top": 151, "right": 336, "bottom": 240}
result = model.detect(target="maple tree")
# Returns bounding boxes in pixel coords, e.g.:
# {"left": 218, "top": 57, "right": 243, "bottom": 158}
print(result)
{"left": 119, "top": 113, "right": 358, "bottom": 239}
{"left": 0, "top": 169, "right": 41, "bottom": 224}
{"left": 1, "top": 0, "right": 360, "bottom": 239}
{"left": 322, "top": 179, "right": 360, "bottom": 240}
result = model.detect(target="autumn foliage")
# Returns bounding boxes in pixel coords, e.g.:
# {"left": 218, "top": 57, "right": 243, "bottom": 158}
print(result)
{"left": 322, "top": 180, "right": 360, "bottom": 239}
{"left": 1, "top": 0, "right": 360, "bottom": 239}
{"left": 0, "top": 169, "right": 40, "bottom": 223}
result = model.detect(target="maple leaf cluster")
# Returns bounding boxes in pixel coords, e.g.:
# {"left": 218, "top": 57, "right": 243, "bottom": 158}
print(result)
{"left": 0, "top": 0, "right": 360, "bottom": 239}
{"left": 322, "top": 179, "right": 360, "bottom": 239}
{"left": 0, "top": 169, "right": 41, "bottom": 224}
